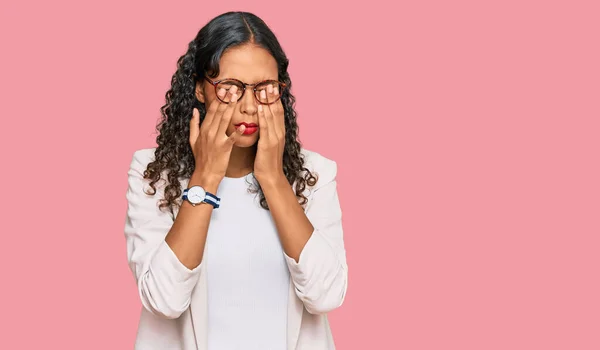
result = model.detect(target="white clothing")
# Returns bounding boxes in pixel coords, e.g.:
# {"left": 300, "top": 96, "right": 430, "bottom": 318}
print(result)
{"left": 124, "top": 147, "right": 348, "bottom": 349}
{"left": 205, "top": 173, "right": 289, "bottom": 350}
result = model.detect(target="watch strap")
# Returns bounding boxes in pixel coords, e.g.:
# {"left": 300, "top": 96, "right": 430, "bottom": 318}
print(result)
{"left": 202, "top": 192, "right": 220, "bottom": 208}
{"left": 182, "top": 188, "right": 221, "bottom": 209}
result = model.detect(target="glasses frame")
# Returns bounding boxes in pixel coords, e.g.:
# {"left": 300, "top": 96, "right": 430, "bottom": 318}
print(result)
{"left": 202, "top": 75, "right": 287, "bottom": 105}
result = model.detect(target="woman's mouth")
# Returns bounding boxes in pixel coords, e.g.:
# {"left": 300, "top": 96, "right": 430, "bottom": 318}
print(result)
{"left": 235, "top": 122, "right": 258, "bottom": 135}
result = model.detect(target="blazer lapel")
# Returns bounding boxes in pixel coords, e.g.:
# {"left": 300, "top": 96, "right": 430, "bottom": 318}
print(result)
{"left": 190, "top": 261, "right": 209, "bottom": 350}
{"left": 287, "top": 178, "right": 307, "bottom": 349}
{"left": 287, "top": 278, "right": 304, "bottom": 350}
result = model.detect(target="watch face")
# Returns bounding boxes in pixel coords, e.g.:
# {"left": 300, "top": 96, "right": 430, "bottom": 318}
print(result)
{"left": 187, "top": 186, "right": 206, "bottom": 204}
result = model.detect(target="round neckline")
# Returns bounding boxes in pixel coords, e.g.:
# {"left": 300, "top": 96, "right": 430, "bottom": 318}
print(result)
{"left": 222, "top": 171, "right": 254, "bottom": 181}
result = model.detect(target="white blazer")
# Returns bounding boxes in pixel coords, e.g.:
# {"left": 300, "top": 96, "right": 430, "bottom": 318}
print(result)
{"left": 124, "top": 147, "right": 348, "bottom": 349}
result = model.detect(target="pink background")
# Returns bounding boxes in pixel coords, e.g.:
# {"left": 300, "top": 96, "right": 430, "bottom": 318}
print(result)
{"left": 1, "top": 0, "right": 599, "bottom": 349}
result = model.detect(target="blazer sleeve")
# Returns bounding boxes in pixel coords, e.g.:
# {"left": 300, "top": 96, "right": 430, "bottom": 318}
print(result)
{"left": 124, "top": 149, "right": 202, "bottom": 319}
{"left": 284, "top": 157, "right": 348, "bottom": 315}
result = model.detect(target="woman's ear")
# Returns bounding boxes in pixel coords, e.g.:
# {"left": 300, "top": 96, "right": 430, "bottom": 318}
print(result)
{"left": 195, "top": 80, "right": 206, "bottom": 103}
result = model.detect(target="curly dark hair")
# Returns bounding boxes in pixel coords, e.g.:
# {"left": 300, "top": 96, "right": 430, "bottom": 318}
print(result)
{"left": 142, "top": 11, "right": 317, "bottom": 218}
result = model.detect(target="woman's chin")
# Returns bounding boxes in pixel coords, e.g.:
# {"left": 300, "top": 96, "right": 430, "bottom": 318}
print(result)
{"left": 233, "top": 136, "right": 258, "bottom": 148}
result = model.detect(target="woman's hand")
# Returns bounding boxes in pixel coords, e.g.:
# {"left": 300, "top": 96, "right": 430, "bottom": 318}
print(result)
{"left": 189, "top": 86, "right": 245, "bottom": 185}
{"left": 254, "top": 85, "right": 287, "bottom": 186}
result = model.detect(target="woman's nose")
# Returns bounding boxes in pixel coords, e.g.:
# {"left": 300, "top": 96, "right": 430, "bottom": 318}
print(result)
{"left": 240, "top": 88, "right": 258, "bottom": 114}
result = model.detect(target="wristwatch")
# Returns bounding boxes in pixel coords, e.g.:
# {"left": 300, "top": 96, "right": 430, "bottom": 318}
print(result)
{"left": 182, "top": 185, "right": 220, "bottom": 208}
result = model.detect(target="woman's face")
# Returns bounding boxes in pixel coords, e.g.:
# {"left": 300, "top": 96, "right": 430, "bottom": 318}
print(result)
{"left": 195, "top": 44, "right": 279, "bottom": 148}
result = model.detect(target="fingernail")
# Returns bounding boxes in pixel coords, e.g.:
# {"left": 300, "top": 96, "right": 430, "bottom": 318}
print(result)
{"left": 231, "top": 93, "right": 238, "bottom": 102}
{"left": 218, "top": 88, "right": 226, "bottom": 97}
{"left": 261, "top": 90, "right": 266, "bottom": 99}
{"left": 238, "top": 124, "right": 246, "bottom": 133}
{"left": 258, "top": 104, "right": 263, "bottom": 111}
{"left": 267, "top": 84, "right": 273, "bottom": 94}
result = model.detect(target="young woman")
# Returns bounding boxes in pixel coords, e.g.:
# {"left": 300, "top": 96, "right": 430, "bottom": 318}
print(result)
{"left": 124, "top": 11, "right": 348, "bottom": 350}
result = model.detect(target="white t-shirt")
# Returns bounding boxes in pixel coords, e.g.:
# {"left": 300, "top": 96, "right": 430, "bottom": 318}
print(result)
{"left": 204, "top": 172, "right": 290, "bottom": 350}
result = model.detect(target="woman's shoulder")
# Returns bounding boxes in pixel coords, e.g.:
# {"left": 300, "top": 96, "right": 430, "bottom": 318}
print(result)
{"left": 300, "top": 148, "right": 338, "bottom": 189}
{"left": 128, "top": 147, "right": 158, "bottom": 172}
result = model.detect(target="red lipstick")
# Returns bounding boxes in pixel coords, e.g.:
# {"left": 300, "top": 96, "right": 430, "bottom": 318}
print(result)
{"left": 235, "top": 122, "right": 258, "bottom": 135}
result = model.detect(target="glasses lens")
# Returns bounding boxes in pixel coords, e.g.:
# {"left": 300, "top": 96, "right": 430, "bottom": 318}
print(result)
{"left": 216, "top": 80, "right": 244, "bottom": 102}
{"left": 255, "top": 81, "right": 282, "bottom": 104}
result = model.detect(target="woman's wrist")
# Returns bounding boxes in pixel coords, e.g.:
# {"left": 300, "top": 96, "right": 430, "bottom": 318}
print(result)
{"left": 189, "top": 171, "right": 221, "bottom": 193}
{"left": 256, "top": 172, "right": 288, "bottom": 191}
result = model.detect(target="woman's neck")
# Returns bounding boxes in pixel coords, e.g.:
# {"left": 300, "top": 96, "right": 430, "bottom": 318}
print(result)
{"left": 225, "top": 144, "right": 257, "bottom": 178}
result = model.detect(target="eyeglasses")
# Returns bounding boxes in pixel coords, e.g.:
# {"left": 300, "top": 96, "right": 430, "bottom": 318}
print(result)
{"left": 203, "top": 76, "right": 287, "bottom": 105}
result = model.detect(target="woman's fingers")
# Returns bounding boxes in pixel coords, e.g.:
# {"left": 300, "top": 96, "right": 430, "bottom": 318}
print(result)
{"left": 257, "top": 103, "right": 269, "bottom": 141}
{"left": 271, "top": 86, "right": 285, "bottom": 136}
{"left": 204, "top": 88, "right": 229, "bottom": 133}
{"left": 189, "top": 108, "right": 200, "bottom": 146}
{"left": 201, "top": 89, "right": 224, "bottom": 132}
{"left": 260, "top": 90, "right": 278, "bottom": 140}
{"left": 228, "top": 123, "right": 245, "bottom": 144}
{"left": 217, "top": 87, "right": 239, "bottom": 137}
